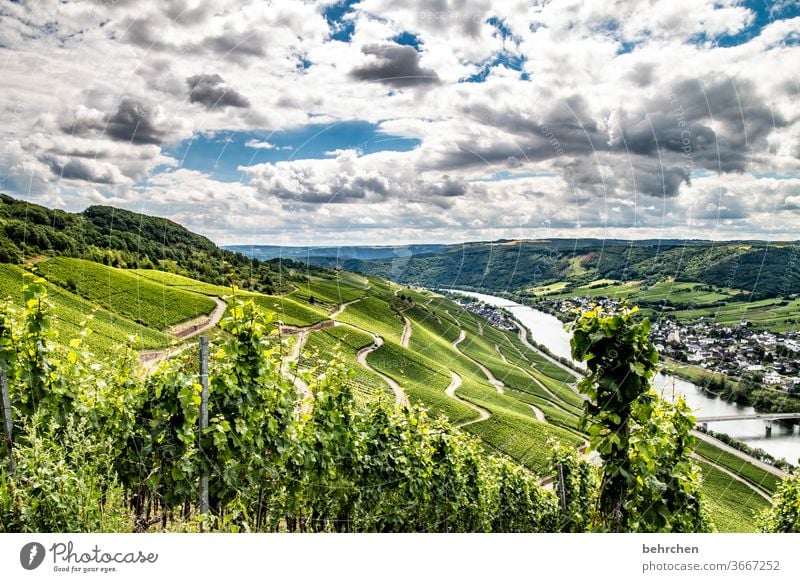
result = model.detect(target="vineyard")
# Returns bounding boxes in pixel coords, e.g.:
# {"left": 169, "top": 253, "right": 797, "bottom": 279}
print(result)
{"left": 0, "top": 264, "right": 171, "bottom": 352}
{"left": 0, "top": 285, "right": 567, "bottom": 532}
{"left": 37, "top": 258, "right": 217, "bottom": 329}
{"left": 0, "top": 258, "right": 796, "bottom": 532}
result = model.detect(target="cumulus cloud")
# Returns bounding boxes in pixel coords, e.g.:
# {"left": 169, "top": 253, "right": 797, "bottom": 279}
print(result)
{"left": 105, "top": 98, "right": 170, "bottom": 145}
{"left": 245, "top": 139, "right": 292, "bottom": 150}
{"left": 240, "top": 149, "right": 474, "bottom": 206}
{"left": 0, "top": 0, "right": 799, "bottom": 243}
{"left": 60, "top": 97, "right": 170, "bottom": 147}
{"left": 187, "top": 74, "right": 251, "bottom": 109}
{"left": 351, "top": 44, "right": 440, "bottom": 87}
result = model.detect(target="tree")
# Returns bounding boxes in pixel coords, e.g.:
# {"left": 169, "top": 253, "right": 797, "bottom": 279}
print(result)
{"left": 570, "top": 305, "right": 711, "bottom": 532}
{"left": 759, "top": 473, "right": 800, "bottom": 532}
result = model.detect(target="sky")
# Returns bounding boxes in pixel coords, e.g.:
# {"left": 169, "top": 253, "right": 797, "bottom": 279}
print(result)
{"left": 1, "top": 0, "right": 799, "bottom": 246}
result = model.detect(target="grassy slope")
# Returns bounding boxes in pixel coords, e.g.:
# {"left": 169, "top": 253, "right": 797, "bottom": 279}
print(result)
{"left": 134, "top": 269, "right": 234, "bottom": 297}
{"left": 699, "top": 461, "right": 770, "bottom": 532}
{"left": 292, "top": 273, "right": 369, "bottom": 306}
{"left": 301, "top": 325, "right": 391, "bottom": 402}
{"left": 37, "top": 257, "right": 216, "bottom": 329}
{"left": 5, "top": 255, "right": 776, "bottom": 529}
{"left": 0, "top": 264, "right": 171, "bottom": 352}
{"left": 335, "top": 295, "right": 405, "bottom": 344}
{"left": 694, "top": 439, "right": 781, "bottom": 494}
{"left": 249, "top": 295, "right": 328, "bottom": 327}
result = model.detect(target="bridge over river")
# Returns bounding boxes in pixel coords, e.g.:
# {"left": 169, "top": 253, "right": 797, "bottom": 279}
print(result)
{"left": 696, "top": 413, "right": 800, "bottom": 436}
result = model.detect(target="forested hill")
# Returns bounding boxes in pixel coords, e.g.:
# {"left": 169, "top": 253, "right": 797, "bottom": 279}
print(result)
{"left": 0, "top": 193, "right": 323, "bottom": 293}
{"left": 311, "top": 239, "right": 800, "bottom": 299}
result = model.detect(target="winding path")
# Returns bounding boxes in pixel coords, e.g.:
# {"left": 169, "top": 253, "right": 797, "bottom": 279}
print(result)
{"left": 694, "top": 454, "right": 772, "bottom": 502}
{"left": 139, "top": 297, "right": 227, "bottom": 373}
{"left": 512, "top": 320, "right": 582, "bottom": 381}
{"left": 528, "top": 403, "right": 546, "bottom": 423}
{"left": 452, "top": 330, "right": 505, "bottom": 394}
{"left": 445, "top": 371, "right": 490, "bottom": 428}
{"left": 692, "top": 430, "right": 786, "bottom": 478}
{"left": 171, "top": 297, "right": 228, "bottom": 339}
{"left": 495, "top": 338, "right": 582, "bottom": 412}
{"left": 356, "top": 333, "right": 408, "bottom": 406}
{"left": 400, "top": 316, "right": 412, "bottom": 348}
{"left": 281, "top": 331, "right": 312, "bottom": 415}
{"left": 330, "top": 298, "right": 361, "bottom": 319}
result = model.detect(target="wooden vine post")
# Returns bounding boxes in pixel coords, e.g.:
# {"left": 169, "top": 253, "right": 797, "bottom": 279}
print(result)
{"left": 199, "top": 335, "right": 210, "bottom": 529}
{"left": 0, "top": 364, "right": 15, "bottom": 473}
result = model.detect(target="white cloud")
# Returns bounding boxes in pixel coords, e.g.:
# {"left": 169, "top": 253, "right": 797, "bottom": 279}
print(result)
{"left": 0, "top": 0, "right": 798, "bottom": 243}
{"left": 245, "top": 139, "right": 292, "bottom": 150}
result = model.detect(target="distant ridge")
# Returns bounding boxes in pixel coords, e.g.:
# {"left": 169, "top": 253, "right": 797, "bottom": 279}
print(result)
{"left": 240, "top": 238, "right": 800, "bottom": 299}
{"left": 0, "top": 193, "right": 326, "bottom": 294}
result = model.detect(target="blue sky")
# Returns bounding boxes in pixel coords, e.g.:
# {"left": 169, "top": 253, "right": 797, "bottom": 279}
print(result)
{"left": 164, "top": 122, "right": 420, "bottom": 182}
{"left": 1, "top": 0, "right": 799, "bottom": 244}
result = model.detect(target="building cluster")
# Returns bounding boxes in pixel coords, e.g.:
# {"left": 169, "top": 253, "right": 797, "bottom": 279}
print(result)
{"left": 545, "top": 297, "right": 800, "bottom": 393}
{"left": 452, "top": 299, "right": 515, "bottom": 331}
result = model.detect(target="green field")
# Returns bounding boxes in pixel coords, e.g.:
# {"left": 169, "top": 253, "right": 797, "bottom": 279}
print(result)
{"left": 694, "top": 439, "right": 781, "bottom": 494}
{"left": 249, "top": 294, "right": 328, "bottom": 327}
{"left": 134, "top": 269, "right": 235, "bottom": 297}
{"left": 699, "top": 461, "right": 770, "bottom": 532}
{"left": 671, "top": 297, "right": 800, "bottom": 332}
{"left": 334, "top": 296, "right": 405, "bottom": 344}
{"left": 466, "top": 409, "right": 583, "bottom": 474}
{"left": 300, "top": 325, "right": 391, "bottom": 401}
{"left": 533, "top": 278, "right": 799, "bottom": 331}
{"left": 36, "top": 258, "right": 216, "bottom": 329}
{"left": 0, "top": 264, "right": 172, "bottom": 352}
{"left": 369, "top": 339, "right": 477, "bottom": 425}
{"left": 292, "top": 274, "right": 368, "bottom": 306}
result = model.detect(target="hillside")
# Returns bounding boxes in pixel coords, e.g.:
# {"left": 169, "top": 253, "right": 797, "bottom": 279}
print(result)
{"left": 1, "top": 257, "right": 778, "bottom": 531}
{"left": 299, "top": 239, "right": 800, "bottom": 300}
{"left": 0, "top": 193, "right": 325, "bottom": 294}
{"left": 0, "top": 197, "right": 783, "bottom": 532}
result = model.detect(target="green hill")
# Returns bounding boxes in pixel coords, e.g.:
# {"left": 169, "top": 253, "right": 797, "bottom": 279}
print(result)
{"left": 0, "top": 195, "right": 783, "bottom": 532}
{"left": 309, "top": 239, "right": 800, "bottom": 300}
{"left": 0, "top": 193, "right": 326, "bottom": 294}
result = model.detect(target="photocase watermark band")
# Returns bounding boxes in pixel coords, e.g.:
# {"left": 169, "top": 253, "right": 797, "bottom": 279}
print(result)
{"left": 16, "top": 539, "right": 158, "bottom": 576}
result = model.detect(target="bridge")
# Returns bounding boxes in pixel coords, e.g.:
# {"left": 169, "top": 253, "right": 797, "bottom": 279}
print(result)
{"left": 696, "top": 413, "right": 800, "bottom": 436}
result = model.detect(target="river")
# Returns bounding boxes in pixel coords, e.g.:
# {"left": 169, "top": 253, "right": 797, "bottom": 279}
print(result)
{"left": 448, "top": 289, "right": 800, "bottom": 463}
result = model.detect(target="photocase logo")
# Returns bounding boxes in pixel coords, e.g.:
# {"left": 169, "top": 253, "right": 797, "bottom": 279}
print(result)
{"left": 20, "top": 542, "right": 46, "bottom": 570}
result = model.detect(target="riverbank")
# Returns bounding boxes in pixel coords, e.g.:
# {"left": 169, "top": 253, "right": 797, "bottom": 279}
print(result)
{"left": 444, "top": 288, "right": 800, "bottom": 464}
{"left": 661, "top": 358, "right": 800, "bottom": 417}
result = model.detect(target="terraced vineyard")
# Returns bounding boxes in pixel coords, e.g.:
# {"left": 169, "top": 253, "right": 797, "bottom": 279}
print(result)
{"left": 1, "top": 255, "right": 787, "bottom": 532}
{"left": 0, "top": 264, "right": 172, "bottom": 352}
{"left": 249, "top": 295, "right": 329, "bottom": 327}
{"left": 698, "top": 461, "right": 771, "bottom": 532}
{"left": 37, "top": 258, "right": 217, "bottom": 329}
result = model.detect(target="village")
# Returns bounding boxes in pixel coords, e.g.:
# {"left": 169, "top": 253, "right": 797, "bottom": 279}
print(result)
{"left": 446, "top": 294, "right": 517, "bottom": 331}
{"left": 543, "top": 296, "right": 800, "bottom": 394}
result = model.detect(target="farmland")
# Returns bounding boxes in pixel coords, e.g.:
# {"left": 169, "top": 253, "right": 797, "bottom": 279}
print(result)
{"left": 0, "top": 264, "right": 172, "bottom": 352}
{"left": 698, "top": 461, "right": 771, "bottom": 533}
{"left": 37, "top": 258, "right": 216, "bottom": 329}
{"left": 0, "top": 254, "right": 787, "bottom": 531}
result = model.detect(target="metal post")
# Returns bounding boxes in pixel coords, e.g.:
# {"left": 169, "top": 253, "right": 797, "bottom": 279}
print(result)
{"left": 0, "top": 364, "right": 15, "bottom": 473}
{"left": 199, "top": 336, "right": 209, "bottom": 527}
{"left": 557, "top": 463, "right": 567, "bottom": 512}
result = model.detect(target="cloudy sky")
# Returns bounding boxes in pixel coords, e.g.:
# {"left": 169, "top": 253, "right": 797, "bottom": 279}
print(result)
{"left": 1, "top": 0, "right": 799, "bottom": 245}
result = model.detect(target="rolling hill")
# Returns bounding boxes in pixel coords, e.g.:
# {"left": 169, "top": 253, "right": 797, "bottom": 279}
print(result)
{"left": 288, "top": 239, "right": 800, "bottom": 300}
{"left": 0, "top": 195, "right": 783, "bottom": 532}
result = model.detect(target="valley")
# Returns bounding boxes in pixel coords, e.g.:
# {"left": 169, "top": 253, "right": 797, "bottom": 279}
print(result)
{"left": 0, "top": 195, "right": 796, "bottom": 533}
